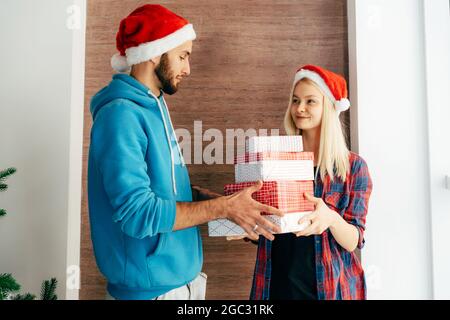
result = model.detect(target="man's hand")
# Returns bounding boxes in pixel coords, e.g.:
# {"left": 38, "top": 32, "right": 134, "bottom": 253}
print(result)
{"left": 174, "top": 181, "right": 283, "bottom": 242}
{"left": 222, "top": 180, "right": 284, "bottom": 241}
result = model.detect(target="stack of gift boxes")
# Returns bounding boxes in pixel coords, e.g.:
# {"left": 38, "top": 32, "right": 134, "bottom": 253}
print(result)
{"left": 208, "top": 136, "right": 316, "bottom": 237}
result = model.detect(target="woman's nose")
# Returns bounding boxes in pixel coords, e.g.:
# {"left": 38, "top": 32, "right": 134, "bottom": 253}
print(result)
{"left": 296, "top": 103, "right": 306, "bottom": 114}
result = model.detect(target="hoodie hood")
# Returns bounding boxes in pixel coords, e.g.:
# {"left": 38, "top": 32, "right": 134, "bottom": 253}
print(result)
{"left": 90, "top": 73, "right": 185, "bottom": 195}
{"left": 90, "top": 74, "right": 157, "bottom": 120}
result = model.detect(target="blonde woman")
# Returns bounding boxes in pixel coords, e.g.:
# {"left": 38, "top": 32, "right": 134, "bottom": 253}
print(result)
{"left": 250, "top": 65, "right": 373, "bottom": 300}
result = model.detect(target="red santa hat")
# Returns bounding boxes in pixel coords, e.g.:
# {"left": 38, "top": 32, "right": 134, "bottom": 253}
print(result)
{"left": 111, "top": 4, "right": 196, "bottom": 72}
{"left": 293, "top": 65, "right": 350, "bottom": 113}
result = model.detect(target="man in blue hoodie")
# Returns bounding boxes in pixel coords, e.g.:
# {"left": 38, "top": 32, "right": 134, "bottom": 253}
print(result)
{"left": 88, "top": 4, "right": 283, "bottom": 300}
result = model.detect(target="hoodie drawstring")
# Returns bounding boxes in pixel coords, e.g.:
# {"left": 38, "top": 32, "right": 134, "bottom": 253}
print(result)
{"left": 147, "top": 90, "right": 184, "bottom": 195}
{"left": 161, "top": 96, "right": 185, "bottom": 167}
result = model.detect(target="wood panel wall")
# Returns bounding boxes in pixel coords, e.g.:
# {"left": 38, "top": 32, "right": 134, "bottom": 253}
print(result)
{"left": 81, "top": 0, "right": 349, "bottom": 300}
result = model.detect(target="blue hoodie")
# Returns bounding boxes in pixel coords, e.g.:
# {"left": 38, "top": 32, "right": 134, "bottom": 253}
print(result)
{"left": 88, "top": 74, "right": 202, "bottom": 300}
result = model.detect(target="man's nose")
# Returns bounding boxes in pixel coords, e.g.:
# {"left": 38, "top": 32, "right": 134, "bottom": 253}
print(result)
{"left": 182, "top": 61, "right": 191, "bottom": 76}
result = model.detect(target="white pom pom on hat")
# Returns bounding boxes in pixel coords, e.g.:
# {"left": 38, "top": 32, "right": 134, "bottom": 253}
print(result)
{"left": 111, "top": 53, "right": 131, "bottom": 73}
{"left": 334, "top": 98, "right": 351, "bottom": 113}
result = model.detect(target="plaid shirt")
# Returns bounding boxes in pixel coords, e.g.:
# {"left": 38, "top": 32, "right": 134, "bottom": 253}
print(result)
{"left": 250, "top": 152, "right": 373, "bottom": 300}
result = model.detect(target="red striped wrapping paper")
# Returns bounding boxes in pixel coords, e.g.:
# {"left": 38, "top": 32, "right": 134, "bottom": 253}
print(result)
{"left": 234, "top": 151, "right": 314, "bottom": 164}
{"left": 224, "top": 180, "right": 315, "bottom": 214}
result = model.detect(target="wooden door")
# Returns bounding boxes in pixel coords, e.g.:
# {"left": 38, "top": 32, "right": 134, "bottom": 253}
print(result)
{"left": 81, "top": 0, "right": 349, "bottom": 299}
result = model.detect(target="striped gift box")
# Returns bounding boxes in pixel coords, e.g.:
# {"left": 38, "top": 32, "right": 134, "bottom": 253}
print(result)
{"left": 224, "top": 180, "right": 315, "bottom": 214}
{"left": 234, "top": 151, "right": 313, "bottom": 164}
{"left": 246, "top": 136, "right": 303, "bottom": 153}
{"left": 208, "top": 211, "right": 312, "bottom": 237}
{"left": 234, "top": 152, "right": 314, "bottom": 183}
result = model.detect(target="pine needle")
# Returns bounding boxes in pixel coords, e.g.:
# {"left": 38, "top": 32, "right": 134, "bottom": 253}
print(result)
{"left": 40, "top": 278, "right": 58, "bottom": 300}
{"left": 0, "top": 168, "right": 16, "bottom": 181}
{"left": 12, "top": 293, "right": 36, "bottom": 300}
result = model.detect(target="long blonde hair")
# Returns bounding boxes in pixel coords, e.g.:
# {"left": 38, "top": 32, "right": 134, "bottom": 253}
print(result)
{"left": 283, "top": 78, "right": 350, "bottom": 182}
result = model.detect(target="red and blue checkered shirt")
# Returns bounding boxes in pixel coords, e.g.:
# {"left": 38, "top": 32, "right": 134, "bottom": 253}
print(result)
{"left": 250, "top": 152, "right": 373, "bottom": 300}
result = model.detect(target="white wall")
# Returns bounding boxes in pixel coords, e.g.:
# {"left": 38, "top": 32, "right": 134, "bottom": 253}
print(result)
{"left": 348, "top": 0, "right": 450, "bottom": 299}
{"left": 0, "top": 0, "right": 85, "bottom": 300}
{"left": 422, "top": 0, "right": 450, "bottom": 300}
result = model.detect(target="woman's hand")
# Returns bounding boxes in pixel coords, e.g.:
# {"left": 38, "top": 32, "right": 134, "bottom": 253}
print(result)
{"left": 294, "top": 192, "right": 340, "bottom": 237}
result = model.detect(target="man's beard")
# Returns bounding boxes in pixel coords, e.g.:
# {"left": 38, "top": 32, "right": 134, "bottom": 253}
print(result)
{"left": 155, "top": 54, "right": 178, "bottom": 95}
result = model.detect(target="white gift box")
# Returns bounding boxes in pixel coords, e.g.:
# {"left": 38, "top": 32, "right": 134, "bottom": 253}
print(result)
{"left": 208, "top": 212, "right": 312, "bottom": 237}
{"left": 246, "top": 136, "right": 303, "bottom": 153}
{"left": 235, "top": 160, "right": 314, "bottom": 183}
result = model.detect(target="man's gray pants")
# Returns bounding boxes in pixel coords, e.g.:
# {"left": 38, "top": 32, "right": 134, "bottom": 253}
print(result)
{"left": 105, "top": 272, "right": 207, "bottom": 300}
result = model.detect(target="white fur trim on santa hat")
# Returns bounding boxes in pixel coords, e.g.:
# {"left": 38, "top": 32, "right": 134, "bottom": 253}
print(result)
{"left": 293, "top": 69, "right": 350, "bottom": 113}
{"left": 111, "top": 53, "right": 131, "bottom": 73}
{"left": 125, "top": 24, "right": 196, "bottom": 67}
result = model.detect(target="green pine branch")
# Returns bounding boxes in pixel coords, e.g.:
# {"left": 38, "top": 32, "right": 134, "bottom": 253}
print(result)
{"left": 40, "top": 278, "right": 58, "bottom": 300}
{"left": 1, "top": 169, "right": 58, "bottom": 301}
{"left": 0, "top": 167, "right": 16, "bottom": 183}
{"left": 12, "top": 293, "right": 36, "bottom": 300}
{"left": 0, "top": 167, "right": 16, "bottom": 217}
{"left": 0, "top": 273, "right": 21, "bottom": 300}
